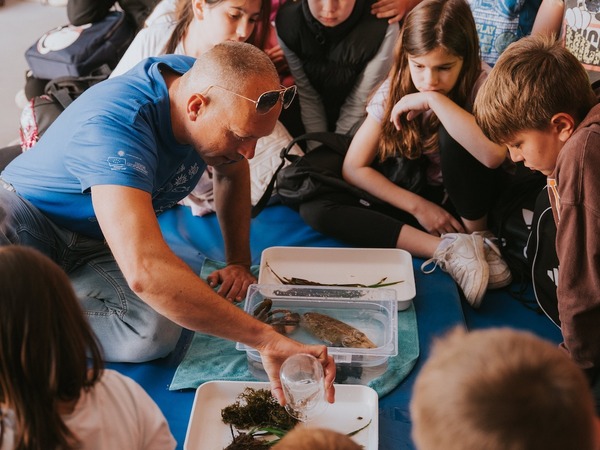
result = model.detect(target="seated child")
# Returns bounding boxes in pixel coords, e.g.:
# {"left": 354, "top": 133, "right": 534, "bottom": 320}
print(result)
{"left": 473, "top": 34, "right": 600, "bottom": 408}
{"left": 411, "top": 327, "right": 600, "bottom": 450}
{"left": 275, "top": 0, "right": 399, "bottom": 134}
{"left": 0, "top": 245, "right": 176, "bottom": 450}
{"left": 532, "top": 0, "right": 600, "bottom": 83}
{"left": 298, "top": 0, "right": 517, "bottom": 308}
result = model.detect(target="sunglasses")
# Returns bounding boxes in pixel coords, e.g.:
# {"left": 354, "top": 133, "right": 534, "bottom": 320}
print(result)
{"left": 203, "top": 84, "right": 297, "bottom": 114}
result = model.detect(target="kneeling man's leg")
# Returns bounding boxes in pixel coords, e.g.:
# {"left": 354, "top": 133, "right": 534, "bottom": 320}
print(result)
{"left": 68, "top": 241, "right": 183, "bottom": 362}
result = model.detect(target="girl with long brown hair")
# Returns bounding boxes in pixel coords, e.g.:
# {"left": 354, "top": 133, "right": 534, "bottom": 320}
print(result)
{"left": 0, "top": 246, "right": 175, "bottom": 450}
{"left": 299, "top": 0, "right": 514, "bottom": 308}
{"left": 111, "top": 0, "right": 271, "bottom": 76}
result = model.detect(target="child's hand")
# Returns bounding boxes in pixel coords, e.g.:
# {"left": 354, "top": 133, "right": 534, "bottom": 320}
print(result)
{"left": 371, "top": 0, "right": 420, "bottom": 23}
{"left": 265, "top": 45, "right": 289, "bottom": 74}
{"left": 390, "top": 92, "right": 432, "bottom": 128}
{"left": 413, "top": 198, "right": 465, "bottom": 236}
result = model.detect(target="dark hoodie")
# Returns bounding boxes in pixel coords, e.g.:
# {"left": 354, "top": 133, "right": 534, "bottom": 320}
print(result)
{"left": 549, "top": 101, "right": 600, "bottom": 382}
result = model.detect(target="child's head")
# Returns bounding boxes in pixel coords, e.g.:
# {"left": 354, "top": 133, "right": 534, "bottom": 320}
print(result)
{"left": 474, "top": 34, "right": 597, "bottom": 175}
{"left": 165, "top": 0, "right": 271, "bottom": 54}
{"left": 411, "top": 327, "right": 599, "bottom": 450}
{"left": 306, "top": 0, "right": 357, "bottom": 28}
{"left": 0, "top": 246, "right": 103, "bottom": 450}
{"left": 272, "top": 426, "right": 362, "bottom": 449}
{"left": 397, "top": 0, "right": 480, "bottom": 99}
{"left": 379, "top": 0, "right": 481, "bottom": 160}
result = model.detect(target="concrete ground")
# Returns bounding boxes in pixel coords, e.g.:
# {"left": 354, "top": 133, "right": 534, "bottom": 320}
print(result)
{"left": 0, "top": 0, "right": 66, "bottom": 146}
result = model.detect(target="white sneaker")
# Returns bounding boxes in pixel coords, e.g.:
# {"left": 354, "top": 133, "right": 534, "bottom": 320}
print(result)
{"left": 421, "top": 233, "right": 489, "bottom": 308}
{"left": 474, "top": 231, "right": 513, "bottom": 289}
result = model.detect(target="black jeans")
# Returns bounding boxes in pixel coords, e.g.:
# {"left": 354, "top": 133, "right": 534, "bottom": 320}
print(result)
{"left": 299, "top": 125, "right": 504, "bottom": 248}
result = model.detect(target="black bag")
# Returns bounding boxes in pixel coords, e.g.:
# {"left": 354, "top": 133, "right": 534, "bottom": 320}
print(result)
{"left": 371, "top": 154, "right": 427, "bottom": 195}
{"left": 526, "top": 187, "right": 560, "bottom": 326}
{"left": 251, "top": 132, "right": 427, "bottom": 217}
{"left": 25, "top": 11, "right": 135, "bottom": 79}
{"left": 19, "top": 67, "right": 111, "bottom": 151}
{"left": 488, "top": 163, "right": 546, "bottom": 281}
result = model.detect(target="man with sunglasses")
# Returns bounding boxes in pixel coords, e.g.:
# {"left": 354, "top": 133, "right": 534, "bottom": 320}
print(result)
{"left": 0, "top": 41, "right": 335, "bottom": 406}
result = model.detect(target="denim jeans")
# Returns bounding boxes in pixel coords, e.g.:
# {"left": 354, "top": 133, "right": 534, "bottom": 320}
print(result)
{"left": 0, "top": 185, "right": 182, "bottom": 362}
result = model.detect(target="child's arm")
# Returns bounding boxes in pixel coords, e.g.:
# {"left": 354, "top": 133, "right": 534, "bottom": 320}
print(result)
{"left": 390, "top": 91, "right": 507, "bottom": 168}
{"left": 531, "top": 0, "right": 564, "bottom": 37}
{"left": 342, "top": 115, "right": 464, "bottom": 235}
{"left": 277, "top": 36, "right": 328, "bottom": 134}
{"left": 335, "top": 23, "right": 399, "bottom": 135}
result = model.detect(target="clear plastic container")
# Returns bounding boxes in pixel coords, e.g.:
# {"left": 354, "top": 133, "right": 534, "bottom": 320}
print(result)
{"left": 238, "top": 284, "right": 398, "bottom": 385}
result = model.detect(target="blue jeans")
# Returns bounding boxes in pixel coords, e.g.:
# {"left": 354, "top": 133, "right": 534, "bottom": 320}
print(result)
{"left": 0, "top": 185, "right": 182, "bottom": 362}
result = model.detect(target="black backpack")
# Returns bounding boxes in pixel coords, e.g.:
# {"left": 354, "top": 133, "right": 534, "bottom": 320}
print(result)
{"left": 25, "top": 11, "right": 134, "bottom": 79}
{"left": 488, "top": 163, "right": 546, "bottom": 282}
{"left": 526, "top": 187, "right": 560, "bottom": 326}
{"left": 251, "top": 132, "right": 426, "bottom": 218}
{"left": 19, "top": 66, "right": 111, "bottom": 151}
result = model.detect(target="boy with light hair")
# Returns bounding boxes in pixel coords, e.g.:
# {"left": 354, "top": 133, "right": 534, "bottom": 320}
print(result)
{"left": 411, "top": 327, "right": 600, "bottom": 450}
{"left": 473, "top": 34, "right": 600, "bottom": 406}
{"left": 273, "top": 427, "right": 361, "bottom": 449}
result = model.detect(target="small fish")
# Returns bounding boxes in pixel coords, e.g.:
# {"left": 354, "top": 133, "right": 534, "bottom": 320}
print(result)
{"left": 300, "top": 312, "right": 376, "bottom": 349}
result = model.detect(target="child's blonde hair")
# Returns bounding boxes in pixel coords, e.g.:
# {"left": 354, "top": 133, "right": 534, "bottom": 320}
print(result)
{"left": 378, "top": 0, "right": 481, "bottom": 161}
{"left": 474, "top": 34, "right": 597, "bottom": 144}
{"left": 411, "top": 327, "right": 597, "bottom": 450}
{"left": 272, "top": 426, "right": 362, "bottom": 449}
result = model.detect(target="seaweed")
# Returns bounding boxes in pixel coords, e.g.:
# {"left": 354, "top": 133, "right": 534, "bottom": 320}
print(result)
{"left": 221, "top": 388, "right": 298, "bottom": 431}
{"left": 221, "top": 388, "right": 372, "bottom": 449}
{"left": 266, "top": 262, "right": 403, "bottom": 288}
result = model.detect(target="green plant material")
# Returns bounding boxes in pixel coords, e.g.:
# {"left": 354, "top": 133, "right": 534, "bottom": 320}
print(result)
{"left": 221, "top": 389, "right": 373, "bottom": 449}
{"left": 223, "top": 427, "right": 273, "bottom": 449}
{"left": 266, "top": 262, "right": 403, "bottom": 288}
{"left": 221, "top": 388, "right": 298, "bottom": 431}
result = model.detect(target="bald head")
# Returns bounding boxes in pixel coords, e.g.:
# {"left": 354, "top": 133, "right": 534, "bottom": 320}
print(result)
{"left": 172, "top": 41, "right": 283, "bottom": 164}
{"left": 183, "top": 41, "right": 279, "bottom": 92}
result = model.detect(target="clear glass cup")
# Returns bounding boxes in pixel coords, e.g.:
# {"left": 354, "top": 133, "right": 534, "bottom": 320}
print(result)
{"left": 280, "top": 353, "right": 327, "bottom": 422}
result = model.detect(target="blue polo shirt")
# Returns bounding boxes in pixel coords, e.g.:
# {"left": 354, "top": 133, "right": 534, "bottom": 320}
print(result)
{"left": 2, "top": 55, "right": 206, "bottom": 240}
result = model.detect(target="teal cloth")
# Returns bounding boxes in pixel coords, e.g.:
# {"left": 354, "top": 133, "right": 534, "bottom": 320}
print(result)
{"left": 170, "top": 259, "right": 419, "bottom": 397}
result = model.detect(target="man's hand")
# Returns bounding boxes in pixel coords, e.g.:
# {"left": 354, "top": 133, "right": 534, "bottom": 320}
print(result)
{"left": 206, "top": 263, "right": 256, "bottom": 302}
{"left": 257, "top": 333, "right": 336, "bottom": 406}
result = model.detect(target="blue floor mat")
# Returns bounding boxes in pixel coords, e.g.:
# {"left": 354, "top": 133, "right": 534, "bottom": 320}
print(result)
{"left": 108, "top": 204, "right": 561, "bottom": 450}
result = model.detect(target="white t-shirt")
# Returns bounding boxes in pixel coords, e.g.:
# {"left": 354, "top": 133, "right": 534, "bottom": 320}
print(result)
{"left": 144, "top": 0, "right": 177, "bottom": 27}
{"left": 111, "top": 21, "right": 184, "bottom": 77}
{"left": 0, "top": 369, "right": 176, "bottom": 450}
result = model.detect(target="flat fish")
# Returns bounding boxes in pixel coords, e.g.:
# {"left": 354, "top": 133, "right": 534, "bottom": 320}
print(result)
{"left": 300, "top": 312, "right": 376, "bottom": 349}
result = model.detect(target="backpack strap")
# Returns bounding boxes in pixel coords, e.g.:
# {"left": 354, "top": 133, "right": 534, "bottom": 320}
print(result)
{"left": 251, "top": 132, "right": 352, "bottom": 218}
{"left": 43, "top": 64, "right": 112, "bottom": 110}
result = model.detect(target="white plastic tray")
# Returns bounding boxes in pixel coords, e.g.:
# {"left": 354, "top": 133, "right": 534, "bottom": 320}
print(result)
{"left": 258, "top": 246, "right": 415, "bottom": 310}
{"left": 184, "top": 381, "right": 378, "bottom": 450}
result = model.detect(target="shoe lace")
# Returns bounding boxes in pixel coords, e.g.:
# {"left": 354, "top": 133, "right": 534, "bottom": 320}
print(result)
{"left": 421, "top": 249, "right": 450, "bottom": 274}
{"left": 482, "top": 236, "right": 502, "bottom": 256}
